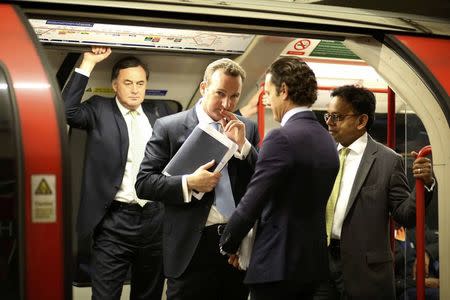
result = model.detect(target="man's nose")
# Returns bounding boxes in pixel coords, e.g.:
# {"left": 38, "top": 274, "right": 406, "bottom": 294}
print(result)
{"left": 222, "top": 97, "right": 232, "bottom": 110}
{"left": 325, "top": 117, "right": 334, "bottom": 125}
{"left": 131, "top": 84, "right": 139, "bottom": 93}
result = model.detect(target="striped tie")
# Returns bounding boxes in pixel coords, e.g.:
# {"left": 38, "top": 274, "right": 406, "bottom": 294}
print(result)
{"left": 326, "top": 147, "right": 350, "bottom": 245}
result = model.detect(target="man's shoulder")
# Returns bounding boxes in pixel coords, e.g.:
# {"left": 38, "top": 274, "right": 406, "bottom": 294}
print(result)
{"left": 153, "top": 109, "right": 193, "bottom": 131}
{"left": 85, "top": 96, "right": 115, "bottom": 107}
{"left": 367, "top": 135, "right": 402, "bottom": 159}
{"left": 158, "top": 109, "right": 190, "bottom": 123}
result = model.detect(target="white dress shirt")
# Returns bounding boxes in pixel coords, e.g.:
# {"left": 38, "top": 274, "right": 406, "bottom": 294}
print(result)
{"left": 331, "top": 132, "right": 367, "bottom": 239}
{"left": 114, "top": 100, "right": 153, "bottom": 204}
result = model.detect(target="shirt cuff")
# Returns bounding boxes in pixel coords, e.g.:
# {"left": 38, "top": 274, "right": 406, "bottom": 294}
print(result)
{"left": 75, "top": 67, "right": 91, "bottom": 78}
{"left": 425, "top": 177, "right": 436, "bottom": 192}
{"left": 182, "top": 175, "right": 193, "bottom": 203}
{"left": 234, "top": 139, "right": 251, "bottom": 160}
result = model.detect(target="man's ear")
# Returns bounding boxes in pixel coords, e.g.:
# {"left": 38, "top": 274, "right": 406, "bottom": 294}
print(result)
{"left": 112, "top": 80, "right": 118, "bottom": 93}
{"left": 199, "top": 81, "right": 207, "bottom": 96}
{"left": 357, "top": 114, "right": 369, "bottom": 130}
{"left": 280, "top": 82, "right": 288, "bottom": 100}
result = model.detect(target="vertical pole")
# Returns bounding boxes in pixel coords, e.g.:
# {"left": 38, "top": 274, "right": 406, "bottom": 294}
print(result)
{"left": 257, "top": 83, "right": 265, "bottom": 146}
{"left": 387, "top": 87, "right": 396, "bottom": 149}
{"left": 387, "top": 87, "right": 396, "bottom": 252}
{"left": 416, "top": 145, "right": 432, "bottom": 300}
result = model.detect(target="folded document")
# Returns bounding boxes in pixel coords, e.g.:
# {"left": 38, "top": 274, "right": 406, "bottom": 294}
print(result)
{"left": 162, "top": 122, "right": 238, "bottom": 199}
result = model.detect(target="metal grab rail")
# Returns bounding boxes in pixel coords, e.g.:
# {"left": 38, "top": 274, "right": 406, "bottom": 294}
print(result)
{"left": 415, "top": 145, "right": 432, "bottom": 300}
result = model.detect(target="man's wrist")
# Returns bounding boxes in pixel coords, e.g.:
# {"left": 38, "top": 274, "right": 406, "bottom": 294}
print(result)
{"left": 425, "top": 177, "right": 436, "bottom": 192}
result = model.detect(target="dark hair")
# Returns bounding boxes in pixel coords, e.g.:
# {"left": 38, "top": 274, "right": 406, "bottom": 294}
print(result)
{"left": 111, "top": 56, "right": 149, "bottom": 81}
{"left": 266, "top": 56, "right": 317, "bottom": 107}
{"left": 203, "top": 58, "right": 246, "bottom": 83}
{"left": 331, "top": 85, "right": 376, "bottom": 130}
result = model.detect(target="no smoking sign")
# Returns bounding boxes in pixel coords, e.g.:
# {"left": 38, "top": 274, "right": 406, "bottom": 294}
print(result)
{"left": 294, "top": 39, "right": 311, "bottom": 50}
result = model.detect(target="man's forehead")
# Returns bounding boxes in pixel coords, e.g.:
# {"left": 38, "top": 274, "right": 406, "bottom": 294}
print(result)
{"left": 328, "top": 97, "right": 352, "bottom": 111}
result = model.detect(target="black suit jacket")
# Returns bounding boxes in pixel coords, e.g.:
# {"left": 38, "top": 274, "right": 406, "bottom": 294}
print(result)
{"left": 338, "top": 135, "right": 434, "bottom": 299}
{"left": 135, "top": 108, "right": 259, "bottom": 278}
{"left": 62, "top": 72, "right": 157, "bottom": 239}
{"left": 220, "top": 111, "right": 339, "bottom": 285}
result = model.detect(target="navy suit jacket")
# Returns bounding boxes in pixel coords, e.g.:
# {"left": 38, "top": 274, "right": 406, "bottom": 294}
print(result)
{"left": 135, "top": 108, "right": 259, "bottom": 278}
{"left": 220, "top": 111, "right": 339, "bottom": 285}
{"left": 62, "top": 72, "right": 157, "bottom": 239}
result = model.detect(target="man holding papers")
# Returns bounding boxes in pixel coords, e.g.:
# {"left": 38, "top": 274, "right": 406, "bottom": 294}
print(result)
{"left": 219, "top": 56, "right": 339, "bottom": 300}
{"left": 136, "top": 58, "right": 259, "bottom": 300}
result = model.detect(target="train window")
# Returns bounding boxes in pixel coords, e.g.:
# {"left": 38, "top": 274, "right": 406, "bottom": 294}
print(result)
{"left": 0, "top": 68, "right": 20, "bottom": 298}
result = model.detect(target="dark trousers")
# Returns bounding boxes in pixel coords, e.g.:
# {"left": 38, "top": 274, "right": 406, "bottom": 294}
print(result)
{"left": 166, "top": 224, "right": 248, "bottom": 300}
{"left": 314, "top": 239, "right": 346, "bottom": 300}
{"left": 91, "top": 201, "right": 164, "bottom": 300}
{"left": 249, "top": 280, "right": 323, "bottom": 300}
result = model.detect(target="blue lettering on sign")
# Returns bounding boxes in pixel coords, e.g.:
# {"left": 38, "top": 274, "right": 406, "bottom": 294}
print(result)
{"left": 146, "top": 89, "right": 168, "bottom": 96}
{"left": 46, "top": 20, "right": 94, "bottom": 27}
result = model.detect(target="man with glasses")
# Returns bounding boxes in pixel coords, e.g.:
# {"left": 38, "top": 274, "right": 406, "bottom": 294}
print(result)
{"left": 317, "top": 85, "right": 435, "bottom": 299}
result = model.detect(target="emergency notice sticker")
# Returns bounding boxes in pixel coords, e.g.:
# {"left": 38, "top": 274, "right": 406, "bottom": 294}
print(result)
{"left": 31, "top": 175, "right": 57, "bottom": 223}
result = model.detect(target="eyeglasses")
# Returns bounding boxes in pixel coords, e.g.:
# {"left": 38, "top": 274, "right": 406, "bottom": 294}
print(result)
{"left": 324, "top": 113, "right": 358, "bottom": 123}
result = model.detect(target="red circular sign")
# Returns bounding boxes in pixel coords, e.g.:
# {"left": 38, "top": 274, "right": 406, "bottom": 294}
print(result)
{"left": 294, "top": 39, "right": 311, "bottom": 50}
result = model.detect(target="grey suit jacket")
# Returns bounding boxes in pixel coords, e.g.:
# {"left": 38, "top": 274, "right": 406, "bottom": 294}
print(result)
{"left": 339, "top": 135, "right": 433, "bottom": 299}
{"left": 136, "top": 107, "right": 259, "bottom": 278}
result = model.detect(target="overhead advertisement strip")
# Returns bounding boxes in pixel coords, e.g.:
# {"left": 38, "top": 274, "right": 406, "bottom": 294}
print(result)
{"left": 29, "top": 19, "right": 254, "bottom": 54}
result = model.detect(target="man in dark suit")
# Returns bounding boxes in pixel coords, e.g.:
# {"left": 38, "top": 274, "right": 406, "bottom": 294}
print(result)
{"left": 135, "top": 58, "right": 259, "bottom": 300}
{"left": 219, "top": 56, "right": 340, "bottom": 300}
{"left": 62, "top": 47, "right": 164, "bottom": 299}
{"left": 320, "top": 85, "right": 435, "bottom": 299}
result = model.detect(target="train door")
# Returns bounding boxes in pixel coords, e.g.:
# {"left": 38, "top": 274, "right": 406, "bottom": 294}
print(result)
{"left": 0, "top": 4, "right": 71, "bottom": 300}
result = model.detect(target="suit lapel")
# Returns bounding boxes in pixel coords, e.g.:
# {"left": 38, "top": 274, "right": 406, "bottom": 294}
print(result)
{"left": 112, "top": 100, "right": 129, "bottom": 163}
{"left": 182, "top": 108, "right": 199, "bottom": 139}
{"left": 344, "top": 136, "right": 378, "bottom": 219}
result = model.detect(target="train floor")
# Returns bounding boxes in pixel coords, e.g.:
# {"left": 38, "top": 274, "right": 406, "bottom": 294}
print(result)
{"left": 73, "top": 281, "right": 168, "bottom": 300}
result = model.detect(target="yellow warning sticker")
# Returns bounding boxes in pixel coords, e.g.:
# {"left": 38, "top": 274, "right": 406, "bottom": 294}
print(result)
{"left": 31, "top": 175, "right": 56, "bottom": 223}
{"left": 35, "top": 178, "right": 52, "bottom": 195}
{"left": 85, "top": 87, "right": 115, "bottom": 94}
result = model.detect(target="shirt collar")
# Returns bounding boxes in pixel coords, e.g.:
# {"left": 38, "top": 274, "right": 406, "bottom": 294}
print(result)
{"left": 195, "top": 98, "right": 215, "bottom": 124}
{"left": 337, "top": 132, "right": 368, "bottom": 155}
{"left": 281, "top": 106, "right": 311, "bottom": 126}
{"left": 115, "top": 97, "right": 143, "bottom": 116}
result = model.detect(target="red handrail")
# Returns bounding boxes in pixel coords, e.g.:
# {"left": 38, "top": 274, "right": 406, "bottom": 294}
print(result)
{"left": 415, "top": 145, "right": 432, "bottom": 300}
{"left": 257, "top": 83, "right": 265, "bottom": 145}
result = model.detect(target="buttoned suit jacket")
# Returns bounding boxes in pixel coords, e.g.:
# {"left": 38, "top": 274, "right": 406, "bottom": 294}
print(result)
{"left": 220, "top": 111, "right": 339, "bottom": 285}
{"left": 135, "top": 107, "right": 259, "bottom": 278}
{"left": 338, "top": 135, "right": 433, "bottom": 299}
{"left": 62, "top": 72, "right": 157, "bottom": 239}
